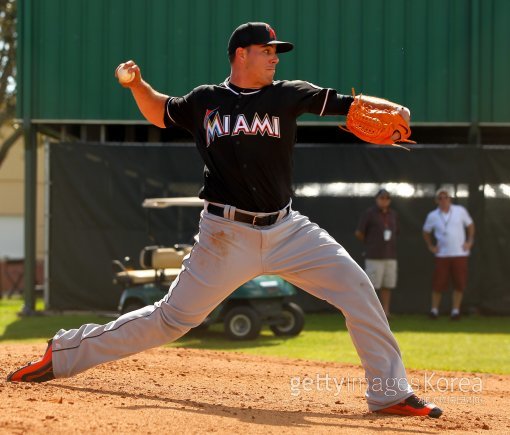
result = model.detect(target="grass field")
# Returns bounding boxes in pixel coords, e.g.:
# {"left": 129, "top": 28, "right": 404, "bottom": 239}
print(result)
{"left": 1, "top": 297, "right": 509, "bottom": 374}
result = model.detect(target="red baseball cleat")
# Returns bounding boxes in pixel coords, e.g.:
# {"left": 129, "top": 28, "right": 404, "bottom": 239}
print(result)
{"left": 376, "top": 394, "right": 443, "bottom": 418}
{"left": 7, "top": 339, "right": 55, "bottom": 383}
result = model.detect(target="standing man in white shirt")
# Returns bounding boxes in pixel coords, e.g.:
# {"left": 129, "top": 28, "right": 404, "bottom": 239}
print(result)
{"left": 423, "top": 187, "right": 475, "bottom": 320}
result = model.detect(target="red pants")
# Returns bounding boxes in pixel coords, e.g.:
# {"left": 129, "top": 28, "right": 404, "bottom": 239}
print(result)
{"left": 433, "top": 256, "right": 468, "bottom": 293}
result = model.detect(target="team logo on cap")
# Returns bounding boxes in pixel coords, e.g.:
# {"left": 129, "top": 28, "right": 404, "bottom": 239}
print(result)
{"left": 266, "top": 24, "right": 276, "bottom": 40}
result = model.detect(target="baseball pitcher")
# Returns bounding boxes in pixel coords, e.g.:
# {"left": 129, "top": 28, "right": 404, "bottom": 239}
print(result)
{"left": 8, "top": 22, "right": 441, "bottom": 418}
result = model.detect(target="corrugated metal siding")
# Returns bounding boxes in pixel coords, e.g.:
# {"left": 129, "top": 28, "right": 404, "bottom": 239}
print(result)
{"left": 19, "top": 0, "right": 509, "bottom": 123}
{"left": 480, "top": 0, "right": 510, "bottom": 123}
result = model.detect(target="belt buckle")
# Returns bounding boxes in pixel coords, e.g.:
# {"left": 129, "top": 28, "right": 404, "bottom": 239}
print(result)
{"left": 252, "top": 215, "right": 262, "bottom": 226}
{"left": 252, "top": 214, "right": 276, "bottom": 227}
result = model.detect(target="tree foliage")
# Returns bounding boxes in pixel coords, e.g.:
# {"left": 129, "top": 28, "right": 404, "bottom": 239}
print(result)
{"left": 0, "top": 0, "right": 16, "bottom": 126}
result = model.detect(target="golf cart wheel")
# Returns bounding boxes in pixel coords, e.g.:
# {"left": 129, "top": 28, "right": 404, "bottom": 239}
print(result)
{"left": 224, "top": 306, "right": 262, "bottom": 340}
{"left": 270, "top": 302, "right": 305, "bottom": 337}
{"left": 121, "top": 301, "right": 145, "bottom": 315}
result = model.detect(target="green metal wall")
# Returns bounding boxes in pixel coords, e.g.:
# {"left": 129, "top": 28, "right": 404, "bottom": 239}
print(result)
{"left": 17, "top": 0, "right": 510, "bottom": 124}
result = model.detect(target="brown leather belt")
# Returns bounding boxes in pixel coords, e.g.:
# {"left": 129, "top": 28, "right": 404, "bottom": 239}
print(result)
{"left": 207, "top": 204, "right": 289, "bottom": 227}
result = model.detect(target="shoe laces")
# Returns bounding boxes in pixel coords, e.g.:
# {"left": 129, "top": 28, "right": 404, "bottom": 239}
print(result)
{"left": 405, "top": 394, "right": 427, "bottom": 407}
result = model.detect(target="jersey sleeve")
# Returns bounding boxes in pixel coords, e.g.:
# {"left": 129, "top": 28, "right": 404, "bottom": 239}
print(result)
{"left": 288, "top": 81, "right": 354, "bottom": 117}
{"left": 460, "top": 206, "right": 474, "bottom": 227}
{"left": 163, "top": 90, "right": 195, "bottom": 131}
{"left": 423, "top": 212, "right": 435, "bottom": 233}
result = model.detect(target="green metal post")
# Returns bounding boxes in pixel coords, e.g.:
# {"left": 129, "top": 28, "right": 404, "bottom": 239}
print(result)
{"left": 22, "top": 127, "right": 37, "bottom": 315}
{"left": 20, "top": 0, "right": 37, "bottom": 314}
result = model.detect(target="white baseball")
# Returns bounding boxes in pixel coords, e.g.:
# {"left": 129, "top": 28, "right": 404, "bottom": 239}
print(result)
{"left": 117, "top": 66, "right": 135, "bottom": 84}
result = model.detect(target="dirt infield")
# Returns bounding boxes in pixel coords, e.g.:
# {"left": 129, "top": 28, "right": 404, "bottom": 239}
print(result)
{"left": 1, "top": 344, "right": 509, "bottom": 434}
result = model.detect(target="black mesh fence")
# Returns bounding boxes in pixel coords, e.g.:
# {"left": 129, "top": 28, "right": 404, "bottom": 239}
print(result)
{"left": 49, "top": 142, "right": 510, "bottom": 314}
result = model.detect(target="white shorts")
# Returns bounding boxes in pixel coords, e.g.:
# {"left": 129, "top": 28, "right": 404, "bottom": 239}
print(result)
{"left": 365, "top": 259, "right": 398, "bottom": 289}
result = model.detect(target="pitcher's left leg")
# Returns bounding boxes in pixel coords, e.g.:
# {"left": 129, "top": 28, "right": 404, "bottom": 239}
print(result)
{"left": 264, "top": 212, "right": 412, "bottom": 411}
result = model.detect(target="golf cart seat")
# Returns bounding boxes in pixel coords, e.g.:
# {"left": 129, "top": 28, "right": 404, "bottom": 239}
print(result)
{"left": 140, "top": 245, "right": 192, "bottom": 269}
{"left": 115, "top": 267, "right": 181, "bottom": 286}
{"left": 113, "top": 245, "right": 192, "bottom": 288}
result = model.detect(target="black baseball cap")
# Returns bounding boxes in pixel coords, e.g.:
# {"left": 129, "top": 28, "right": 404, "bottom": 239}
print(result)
{"left": 228, "top": 22, "right": 294, "bottom": 55}
{"left": 376, "top": 188, "right": 391, "bottom": 198}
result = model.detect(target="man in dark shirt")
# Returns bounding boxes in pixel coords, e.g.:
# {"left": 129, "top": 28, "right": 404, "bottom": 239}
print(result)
{"left": 7, "top": 22, "right": 442, "bottom": 418}
{"left": 356, "top": 189, "right": 399, "bottom": 318}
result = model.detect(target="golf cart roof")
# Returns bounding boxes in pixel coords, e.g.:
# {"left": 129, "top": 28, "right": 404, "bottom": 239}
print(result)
{"left": 142, "top": 197, "right": 204, "bottom": 208}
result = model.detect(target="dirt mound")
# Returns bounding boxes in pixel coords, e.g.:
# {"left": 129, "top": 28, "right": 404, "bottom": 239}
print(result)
{"left": 1, "top": 344, "right": 508, "bottom": 434}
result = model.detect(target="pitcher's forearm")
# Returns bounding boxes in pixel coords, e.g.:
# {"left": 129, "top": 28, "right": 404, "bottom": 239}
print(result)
{"left": 130, "top": 81, "right": 169, "bottom": 128}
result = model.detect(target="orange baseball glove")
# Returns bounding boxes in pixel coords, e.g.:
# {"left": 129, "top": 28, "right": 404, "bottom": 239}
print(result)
{"left": 340, "top": 89, "right": 416, "bottom": 150}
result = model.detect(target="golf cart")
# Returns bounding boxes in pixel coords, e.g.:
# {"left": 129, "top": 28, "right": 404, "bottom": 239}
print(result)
{"left": 113, "top": 197, "right": 305, "bottom": 340}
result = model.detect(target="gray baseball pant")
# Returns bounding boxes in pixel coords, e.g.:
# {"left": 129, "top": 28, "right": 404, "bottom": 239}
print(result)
{"left": 51, "top": 208, "right": 413, "bottom": 410}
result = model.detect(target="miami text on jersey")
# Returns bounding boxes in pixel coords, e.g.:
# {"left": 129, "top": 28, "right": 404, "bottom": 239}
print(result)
{"left": 204, "top": 108, "right": 281, "bottom": 146}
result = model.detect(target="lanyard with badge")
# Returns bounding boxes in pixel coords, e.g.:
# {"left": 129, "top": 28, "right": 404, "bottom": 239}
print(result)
{"left": 439, "top": 209, "right": 451, "bottom": 237}
{"left": 382, "top": 212, "right": 392, "bottom": 241}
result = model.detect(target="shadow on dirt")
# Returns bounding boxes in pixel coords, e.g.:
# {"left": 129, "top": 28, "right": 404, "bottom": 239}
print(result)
{"left": 53, "top": 383, "right": 434, "bottom": 433}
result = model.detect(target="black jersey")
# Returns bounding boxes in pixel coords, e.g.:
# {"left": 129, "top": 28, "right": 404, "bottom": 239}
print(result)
{"left": 164, "top": 79, "right": 353, "bottom": 212}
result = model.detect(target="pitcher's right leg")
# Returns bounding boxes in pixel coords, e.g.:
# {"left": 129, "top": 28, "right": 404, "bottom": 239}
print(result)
{"left": 15, "top": 213, "right": 262, "bottom": 380}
